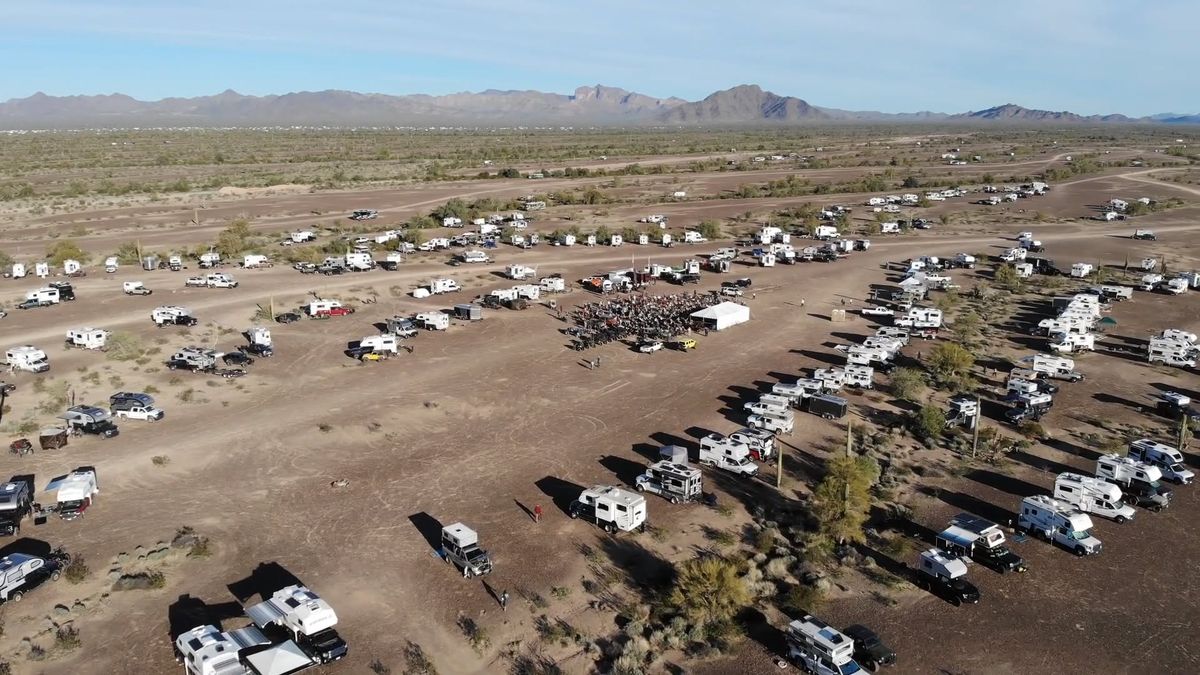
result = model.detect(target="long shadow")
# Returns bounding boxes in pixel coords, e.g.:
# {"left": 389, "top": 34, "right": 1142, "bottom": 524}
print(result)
{"left": 593, "top": 535, "right": 674, "bottom": 598}
{"left": 1150, "top": 382, "right": 1200, "bottom": 399}
{"left": 167, "top": 594, "right": 244, "bottom": 640}
{"left": 1007, "top": 450, "right": 1084, "bottom": 477}
{"left": 854, "top": 542, "right": 914, "bottom": 584}
{"left": 796, "top": 349, "right": 844, "bottom": 366}
{"left": 631, "top": 442, "right": 665, "bottom": 462}
{"left": 1092, "top": 392, "right": 1146, "bottom": 411}
{"left": 726, "top": 384, "right": 762, "bottom": 402}
{"left": 536, "top": 476, "right": 584, "bottom": 516}
{"left": 832, "top": 331, "right": 870, "bottom": 343}
{"left": 408, "top": 512, "right": 443, "bottom": 553}
{"left": 806, "top": 313, "right": 832, "bottom": 321}
{"left": 924, "top": 486, "right": 1018, "bottom": 527}
{"left": 707, "top": 468, "right": 786, "bottom": 516}
{"left": 650, "top": 431, "right": 697, "bottom": 449}
{"left": 0, "top": 537, "right": 51, "bottom": 559}
{"left": 1045, "top": 437, "right": 1101, "bottom": 462}
{"left": 599, "top": 455, "right": 646, "bottom": 487}
{"left": 868, "top": 504, "right": 938, "bottom": 544}
{"left": 226, "top": 562, "right": 304, "bottom": 604}
{"left": 739, "top": 607, "right": 788, "bottom": 661}
{"left": 967, "top": 469, "right": 1046, "bottom": 497}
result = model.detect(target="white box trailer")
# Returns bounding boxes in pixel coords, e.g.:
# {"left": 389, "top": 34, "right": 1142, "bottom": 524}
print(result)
{"left": 24, "top": 287, "right": 61, "bottom": 305}
{"left": 415, "top": 312, "right": 449, "bottom": 331}
{"left": 429, "top": 278, "right": 461, "bottom": 294}
{"left": 506, "top": 264, "right": 536, "bottom": 280}
{"left": 569, "top": 485, "right": 646, "bottom": 533}
{"left": 1053, "top": 472, "right": 1136, "bottom": 523}
{"left": 539, "top": 276, "right": 566, "bottom": 293}
{"left": 5, "top": 346, "right": 49, "bottom": 373}
{"left": 242, "top": 254, "right": 270, "bottom": 268}
{"left": 174, "top": 624, "right": 271, "bottom": 675}
{"left": 244, "top": 584, "right": 347, "bottom": 663}
{"left": 65, "top": 328, "right": 110, "bottom": 350}
{"left": 1050, "top": 333, "right": 1095, "bottom": 353}
{"left": 635, "top": 461, "right": 703, "bottom": 503}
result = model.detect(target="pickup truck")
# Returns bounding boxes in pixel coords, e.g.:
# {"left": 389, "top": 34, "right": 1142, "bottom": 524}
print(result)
{"left": 112, "top": 405, "right": 164, "bottom": 422}
{"left": 859, "top": 306, "right": 895, "bottom": 317}
{"left": 184, "top": 277, "right": 207, "bottom": 287}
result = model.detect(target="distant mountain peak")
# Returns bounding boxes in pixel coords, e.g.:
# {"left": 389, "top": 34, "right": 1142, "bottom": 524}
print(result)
{"left": 0, "top": 87, "right": 1177, "bottom": 129}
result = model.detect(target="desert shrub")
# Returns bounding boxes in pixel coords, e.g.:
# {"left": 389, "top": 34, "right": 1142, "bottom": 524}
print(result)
{"left": 63, "top": 556, "right": 90, "bottom": 584}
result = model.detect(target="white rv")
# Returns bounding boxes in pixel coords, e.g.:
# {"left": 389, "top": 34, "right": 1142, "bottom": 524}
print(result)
{"left": 1020, "top": 354, "right": 1083, "bottom": 382}
{"left": 1053, "top": 473, "right": 1136, "bottom": 523}
{"left": 56, "top": 467, "right": 99, "bottom": 520}
{"left": 244, "top": 584, "right": 348, "bottom": 663}
{"left": 1017, "top": 495, "right": 1102, "bottom": 556}
{"left": 569, "top": 485, "right": 647, "bottom": 533}
{"left": 174, "top": 624, "right": 272, "bottom": 675}
{"left": 698, "top": 434, "right": 760, "bottom": 476}
{"left": 429, "top": 278, "right": 461, "bottom": 295}
{"left": 5, "top": 346, "right": 49, "bottom": 373}
{"left": 441, "top": 523, "right": 493, "bottom": 578}
{"left": 415, "top": 312, "right": 450, "bottom": 331}
{"left": 748, "top": 408, "right": 795, "bottom": 435}
{"left": 1095, "top": 454, "right": 1172, "bottom": 511}
{"left": 460, "top": 250, "right": 490, "bottom": 264}
{"left": 242, "top": 254, "right": 270, "bottom": 268}
{"left": 785, "top": 615, "right": 864, "bottom": 675}
{"left": 635, "top": 461, "right": 703, "bottom": 503}
{"left": 65, "top": 328, "right": 110, "bottom": 351}
{"left": 1049, "top": 333, "right": 1095, "bottom": 353}
{"left": 506, "top": 264, "right": 536, "bottom": 280}
{"left": 1128, "top": 439, "right": 1194, "bottom": 484}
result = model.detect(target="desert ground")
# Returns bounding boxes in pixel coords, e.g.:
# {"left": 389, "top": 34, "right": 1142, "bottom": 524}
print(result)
{"left": 1, "top": 127, "right": 1199, "bottom": 675}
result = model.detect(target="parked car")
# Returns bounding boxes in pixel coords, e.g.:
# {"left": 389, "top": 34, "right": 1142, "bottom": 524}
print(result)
{"left": 638, "top": 341, "right": 664, "bottom": 354}
{"left": 222, "top": 352, "right": 254, "bottom": 367}
{"left": 843, "top": 624, "right": 897, "bottom": 671}
{"left": 276, "top": 312, "right": 301, "bottom": 324}
{"left": 667, "top": 338, "right": 697, "bottom": 351}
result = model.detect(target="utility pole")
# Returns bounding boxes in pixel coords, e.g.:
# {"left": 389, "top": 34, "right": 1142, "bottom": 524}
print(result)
{"left": 971, "top": 395, "right": 981, "bottom": 459}
{"left": 1180, "top": 415, "right": 1190, "bottom": 452}
{"left": 844, "top": 418, "right": 853, "bottom": 509}
{"left": 776, "top": 440, "right": 784, "bottom": 489}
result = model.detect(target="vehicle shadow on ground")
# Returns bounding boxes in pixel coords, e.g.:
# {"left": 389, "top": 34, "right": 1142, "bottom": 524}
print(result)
{"left": 407, "top": 512, "right": 444, "bottom": 554}
{"left": 922, "top": 486, "right": 1017, "bottom": 527}
{"left": 1045, "top": 436, "right": 1102, "bottom": 462}
{"left": 967, "top": 469, "right": 1045, "bottom": 498}
{"left": 1149, "top": 382, "right": 1200, "bottom": 399}
{"left": 167, "top": 594, "right": 244, "bottom": 640}
{"left": 535, "top": 476, "right": 583, "bottom": 516}
{"left": 1007, "top": 449, "right": 1085, "bottom": 476}
{"left": 739, "top": 606, "right": 787, "bottom": 665}
{"left": 792, "top": 349, "right": 843, "bottom": 366}
{"left": 1092, "top": 392, "right": 1147, "bottom": 411}
{"left": 0, "top": 537, "right": 51, "bottom": 559}
{"left": 598, "top": 455, "right": 645, "bottom": 487}
{"left": 226, "top": 562, "right": 303, "bottom": 604}
{"left": 593, "top": 536, "right": 673, "bottom": 598}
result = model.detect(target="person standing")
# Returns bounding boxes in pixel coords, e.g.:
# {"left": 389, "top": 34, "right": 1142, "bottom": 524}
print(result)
{"left": 500, "top": 591, "right": 509, "bottom": 612}
{"left": 533, "top": 504, "right": 543, "bottom": 523}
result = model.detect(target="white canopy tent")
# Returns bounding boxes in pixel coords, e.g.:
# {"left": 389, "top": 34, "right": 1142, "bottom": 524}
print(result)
{"left": 691, "top": 302, "right": 750, "bottom": 331}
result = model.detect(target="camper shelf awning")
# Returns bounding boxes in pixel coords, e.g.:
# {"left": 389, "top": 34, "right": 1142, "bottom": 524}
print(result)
{"left": 690, "top": 302, "right": 750, "bottom": 331}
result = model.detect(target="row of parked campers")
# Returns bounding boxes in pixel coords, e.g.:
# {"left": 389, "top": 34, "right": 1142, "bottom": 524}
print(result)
{"left": 1148, "top": 329, "right": 1199, "bottom": 368}
{"left": 175, "top": 584, "right": 348, "bottom": 675}
{"left": 0, "top": 467, "right": 103, "bottom": 526}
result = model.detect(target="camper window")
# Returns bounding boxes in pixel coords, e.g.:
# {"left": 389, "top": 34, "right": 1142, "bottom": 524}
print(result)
{"left": 615, "top": 504, "right": 628, "bottom": 513}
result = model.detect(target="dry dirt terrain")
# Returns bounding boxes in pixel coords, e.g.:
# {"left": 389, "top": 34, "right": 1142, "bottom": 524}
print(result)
{"left": 0, "top": 129, "right": 1199, "bottom": 675}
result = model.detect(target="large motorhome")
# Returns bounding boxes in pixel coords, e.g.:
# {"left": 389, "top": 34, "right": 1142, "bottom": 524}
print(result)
{"left": 569, "top": 486, "right": 647, "bottom": 533}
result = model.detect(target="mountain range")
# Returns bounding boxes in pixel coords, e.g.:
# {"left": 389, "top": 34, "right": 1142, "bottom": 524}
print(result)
{"left": 0, "top": 84, "right": 1194, "bottom": 129}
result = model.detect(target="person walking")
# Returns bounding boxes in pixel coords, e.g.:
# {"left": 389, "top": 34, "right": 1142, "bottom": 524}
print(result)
{"left": 800, "top": 298, "right": 806, "bottom": 307}
{"left": 500, "top": 591, "right": 509, "bottom": 612}
{"left": 533, "top": 504, "right": 543, "bottom": 523}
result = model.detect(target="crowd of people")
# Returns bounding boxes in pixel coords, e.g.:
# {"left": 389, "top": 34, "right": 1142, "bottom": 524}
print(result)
{"left": 568, "top": 291, "right": 722, "bottom": 350}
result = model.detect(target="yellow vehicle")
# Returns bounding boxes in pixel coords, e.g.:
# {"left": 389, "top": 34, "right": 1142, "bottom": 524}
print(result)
{"left": 360, "top": 351, "right": 390, "bottom": 362}
{"left": 669, "top": 338, "right": 697, "bottom": 351}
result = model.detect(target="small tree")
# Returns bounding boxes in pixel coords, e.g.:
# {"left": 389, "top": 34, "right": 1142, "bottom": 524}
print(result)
{"left": 696, "top": 219, "right": 723, "bottom": 240}
{"left": 994, "top": 264, "right": 1021, "bottom": 291}
{"left": 913, "top": 405, "right": 946, "bottom": 440}
{"left": 46, "top": 240, "right": 91, "bottom": 266}
{"left": 927, "top": 343, "right": 975, "bottom": 385}
{"left": 811, "top": 455, "right": 881, "bottom": 546}
{"left": 0, "top": 249, "right": 15, "bottom": 268}
{"left": 112, "top": 241, "right": 143, "bottom": 265}
{"left": 667, "top": 556, "right": 751, "bottom": 630}
{"left": 889, "top": 367, "right": 926, "bottom": 402}
{"left": 594, "top": 225, "right": 611, "bottom": 243}
{"left": 950, "top": 310, "right": 983, "bottom": 347}
{"left": 105, "top": 332, "right": 146, "bottom": 361}
{"left": 214, "top": 219, "right": 252, "bottom": 258}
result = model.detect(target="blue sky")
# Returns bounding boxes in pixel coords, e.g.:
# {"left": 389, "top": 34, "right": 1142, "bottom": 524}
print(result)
{"left": 1, "top": 0, "right": 1195, "bottom": 115}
